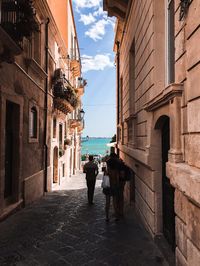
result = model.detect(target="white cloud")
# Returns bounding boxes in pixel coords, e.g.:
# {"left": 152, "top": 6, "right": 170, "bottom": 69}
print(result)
{"left": 73, "top": 0, "right": 101, "bottom": 9}
{"left": 85, "top": 19, "right": 109, "bottom": 41}
{"left": 82, "top": 54, "right": 114, "bottom": 72}
{"left": 107, "top": 17, "right": 115, "bottom": 29}
{"left": 79, "top": 13, "right": 96, "bottom": 25}
{"left": 93, "top": 6, "right": 105, "bottom": 17}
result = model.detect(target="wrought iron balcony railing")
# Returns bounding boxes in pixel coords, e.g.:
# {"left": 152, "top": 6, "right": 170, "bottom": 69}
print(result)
{"left": 75, "top": 77, "right": 87, "bottom": 96}
{"left": 76, "top": 77, "right": 87, "bottom": 88}
{"left": 77, "top": 119, "right": 85, "bottom": 132}
{"left": 70, "top": 58, "right": 81, "bottom": 78}
{"left": 69, "top": 118, "right": 82, "bottom": 129}
{"left": 0, "top": 0, "right": 39, "bottom": 44}
{"left": 53, "top": 69, "right": 79, "bottom": 114}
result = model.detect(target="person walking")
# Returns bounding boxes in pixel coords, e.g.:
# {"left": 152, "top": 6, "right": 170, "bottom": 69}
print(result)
{"left": 83, "top": 155, "right": 99, "bottom": 205}
{"left": 105, "top": 153, "right": 122, "bottom": 221}
{"left": 101, "top": 168, "right": 111, "bottom": 222}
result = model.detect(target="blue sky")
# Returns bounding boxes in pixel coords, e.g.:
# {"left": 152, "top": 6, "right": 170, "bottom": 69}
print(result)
{"left": 72, "top": 0, "right": 116, "bottom": 138}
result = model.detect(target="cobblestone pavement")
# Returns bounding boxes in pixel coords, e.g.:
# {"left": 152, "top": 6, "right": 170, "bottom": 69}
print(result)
{"left": 0, "top": 173, "right": 168, "bottom": 266}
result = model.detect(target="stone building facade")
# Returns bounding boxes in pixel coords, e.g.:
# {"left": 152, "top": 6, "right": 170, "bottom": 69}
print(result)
{"left": 47, "top": 0, "right": 85, "bottom": 190}
{"left": 0, "top": 0, "right": 84, "bottom": 218}
{"left": 104, "top": 0, "right": 200, "bottom": 265}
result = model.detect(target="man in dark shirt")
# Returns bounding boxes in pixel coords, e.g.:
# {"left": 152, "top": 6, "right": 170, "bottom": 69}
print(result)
{"left": 83, "top": 155, "right": 99, "bottom": 205}
{"left": 106, "top": 152, "right": 125, "bottom": 219}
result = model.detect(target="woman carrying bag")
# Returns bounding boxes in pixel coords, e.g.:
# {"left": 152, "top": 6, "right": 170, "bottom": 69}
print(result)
{"left": 102, "top": 169, "right": 111, "bottom": 222}
{"left": 102, "top": 158, "right": 121, "bottom": 222}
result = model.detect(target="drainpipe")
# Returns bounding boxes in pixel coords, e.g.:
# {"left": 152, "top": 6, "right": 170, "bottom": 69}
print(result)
{"left": 116, "top": 41, "right": 120, "bottom": 156}
{"left": 44, "top": 18, "right": 50, "bottom": 192}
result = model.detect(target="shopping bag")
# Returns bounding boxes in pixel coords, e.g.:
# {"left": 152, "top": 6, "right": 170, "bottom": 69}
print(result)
{"left": 101, "top": 175, "right": 110, "bottom": 188}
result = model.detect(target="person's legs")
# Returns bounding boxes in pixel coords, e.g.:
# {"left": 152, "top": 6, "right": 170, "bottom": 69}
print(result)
{"left": 113, "top": 195, "right": 120, "bottom": 220}
{"left": 105, "top": 195, "right": 110, "bottom": 221}
{"left": 90, "top": 179, "right": 96, "bottom": 204}
{"left": 86, "top": 179, "right": 91, "bottom": 204}
{"left": 119, "top": 182, "right": 125, "bottom": 217}
{"left": 87, "top": 179, "right": 96, "bottom": 204}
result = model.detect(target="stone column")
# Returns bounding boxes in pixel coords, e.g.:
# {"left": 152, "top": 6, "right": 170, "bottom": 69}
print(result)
{"left": 169, "top": 96, "right": 183, "bottom": 163}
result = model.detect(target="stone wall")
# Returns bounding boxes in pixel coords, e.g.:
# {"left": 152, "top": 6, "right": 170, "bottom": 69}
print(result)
{"left": 118, "top": 0, "right": 165, "bottom": 236}
{"left": 0, "top": 1, "right": 49, "bottom": 217}
{"left": 115, "top": 0, "right": 200, "bottom": 264}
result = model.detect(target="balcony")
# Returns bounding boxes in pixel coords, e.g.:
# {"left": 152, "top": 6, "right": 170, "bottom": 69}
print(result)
{"left": 0, "top": 26, "right": 21, "bottom": 64}
{"left": 103, "top": 0, "right": 129, "bottom": 19}
{"left": 75, "top": 77, "right": 87, "bottom": 96}
{"left": 77, "top": 119, "right": 85, "bottom": 132}
{"left": 0, "top": 0, "right": 39, "bottom": 64}
{"left": 0, "top": 0, "right": 39, "bottom": 43}
{"left": 70, "top": 58, "right": 81, "bottom": 78}
{"left": 53, "top": 69, "right": 78, "bottom": 115}
{"left": 69, "top": 108, "right": 85, "bottom": 131}
{"left": 69, "top": 118, "right": 82, "bottom": 129}
{"left": 69, "top": 118, "right": 84, "bottom": 132}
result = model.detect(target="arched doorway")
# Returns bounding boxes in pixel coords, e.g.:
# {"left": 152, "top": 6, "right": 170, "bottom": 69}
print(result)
{"left": 155, "top": 115, "right": 175, "bottom": 251}
{"left": 53, "top": 146, "right": 58, "bottom": 183}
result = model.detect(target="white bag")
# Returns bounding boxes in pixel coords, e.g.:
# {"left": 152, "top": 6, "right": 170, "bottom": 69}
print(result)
{"left": 101, "top": 175, "right": 110, "bottom": 188}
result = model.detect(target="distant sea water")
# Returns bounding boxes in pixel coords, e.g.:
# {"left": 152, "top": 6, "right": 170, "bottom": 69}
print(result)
{"left": 81, "top": 137, "right": 111, "bottom": 156}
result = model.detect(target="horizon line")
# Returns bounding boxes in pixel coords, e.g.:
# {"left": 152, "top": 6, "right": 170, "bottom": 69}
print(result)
{"left": 82, "top": 136, "right": 112, "bottom": 138}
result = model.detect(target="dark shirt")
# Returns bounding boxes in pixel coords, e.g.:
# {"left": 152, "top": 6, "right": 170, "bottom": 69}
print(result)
{"left": 83, "top": 161, "right": 99, "bottom": 180}
{"left": 106, "top": 157, "right": 123, "bottom": 171}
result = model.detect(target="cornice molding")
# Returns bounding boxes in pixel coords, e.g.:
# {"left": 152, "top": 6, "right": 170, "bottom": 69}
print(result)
{"left": 144, "top": 83, "right": 183, "bottom": 112}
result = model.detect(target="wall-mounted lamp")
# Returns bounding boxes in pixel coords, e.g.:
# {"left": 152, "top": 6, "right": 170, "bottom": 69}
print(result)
{"left": 80, "top": 109, "right": 85, "bottom": 119}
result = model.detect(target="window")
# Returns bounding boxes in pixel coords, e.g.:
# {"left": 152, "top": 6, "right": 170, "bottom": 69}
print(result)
{"left": 128, "top": 120, "right": 133, "bottom": 143}
{"left": 33, "top": 25, "right": 41, "bottom": 64}
{"left": 59, "top": 124, "right": 63, "bottom": 147}
{"left": 26, "top": 22, "right": 41, "bottom": 63}
{"left": 30, "top": 107, "right": 37, "bottom": 138}
{"left": 166, "top": 0, "right": 175, "bottom": 85}
{"left": 117, "top": 126, "right": 121, "bottom": 142}
{"left": 119, "top": 77, "right": 123, "bottom": 123}
{"left": 71, "top": 32, "right": 74, "bottom": 59}
{"left": 129, "top": 39, "right": 135, "bottom": 115}
{"left": 74, "top": 36, "right": 77, "bottom": 59}
{"left": 53, "top": 118, "right": 56, "bottom": 138}
{"left": 64, "top": 121, "right": 67, "bottom": 139}
{"left": 127, "top": 117, "right": 136, "bottom": 148}
{"left": 63, "top": 163, "right": 65, "bottom": 177}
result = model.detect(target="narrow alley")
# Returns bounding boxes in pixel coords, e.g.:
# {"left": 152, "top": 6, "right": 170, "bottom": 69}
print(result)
{"left": 0, "top": 172, "right": 168, "bottom": 266}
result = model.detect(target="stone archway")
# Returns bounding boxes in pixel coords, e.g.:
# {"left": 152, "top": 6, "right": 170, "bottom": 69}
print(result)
{"left": 154, "top": 115, "right": 175, "bottom": 251}
{"left": 53, "top": 146, "right": 58, "bottom": 183}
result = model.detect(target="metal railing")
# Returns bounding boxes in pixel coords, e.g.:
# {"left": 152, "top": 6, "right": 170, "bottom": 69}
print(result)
{"left": 0, "top": 0, "right": 38, "bottom": 44}
{"left": 53, "top": 69, "right": 78, "bottom": 108}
